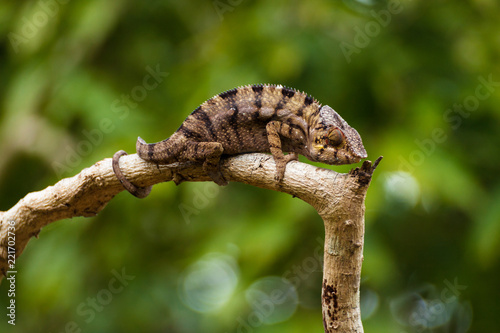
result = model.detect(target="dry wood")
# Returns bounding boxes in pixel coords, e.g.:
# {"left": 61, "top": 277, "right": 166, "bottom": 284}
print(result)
{"left": 0, "top": 152, "right": 381, "bottom": 332}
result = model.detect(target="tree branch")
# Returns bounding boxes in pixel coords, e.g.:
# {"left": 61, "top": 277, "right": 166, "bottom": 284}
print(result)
{"left": 0, "top": 152, "right": 381, "bottom": 332}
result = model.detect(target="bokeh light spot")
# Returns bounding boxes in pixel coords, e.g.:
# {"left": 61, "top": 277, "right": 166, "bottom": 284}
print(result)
{"left": 179, "top": 253, "right": 239, "bottom": 313}
{"left": 245, "top": 276, "right": 298, "bottom": 325}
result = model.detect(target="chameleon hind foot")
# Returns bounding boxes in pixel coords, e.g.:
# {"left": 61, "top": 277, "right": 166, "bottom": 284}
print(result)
{"left": 202, "top": 153, "right": 228, "bottom": 186}
{"left": 179, "top": 141, "right": 228, "bottom": 186}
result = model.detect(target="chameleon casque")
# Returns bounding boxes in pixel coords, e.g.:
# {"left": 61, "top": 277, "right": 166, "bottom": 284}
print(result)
{"left": 112, "top": 84, "right": 367, "bottom": 198}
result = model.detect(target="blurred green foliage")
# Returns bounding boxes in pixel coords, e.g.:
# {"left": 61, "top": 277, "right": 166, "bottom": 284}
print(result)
{"left": 1, "top": 0, "right": 499, "bottom": 332}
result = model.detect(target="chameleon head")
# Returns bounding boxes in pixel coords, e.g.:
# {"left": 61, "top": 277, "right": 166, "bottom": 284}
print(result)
{"left": 308, "top": 105, "right": 368, "bottom": 165}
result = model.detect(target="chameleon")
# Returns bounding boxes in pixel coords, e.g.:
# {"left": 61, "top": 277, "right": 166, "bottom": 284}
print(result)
{"left": 112, "top": 84, "right": 367, "bottom": 198}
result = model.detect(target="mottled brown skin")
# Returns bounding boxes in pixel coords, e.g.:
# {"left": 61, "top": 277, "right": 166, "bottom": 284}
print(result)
{"left": 112, "top": 84, "right": 367, "bottom": 198}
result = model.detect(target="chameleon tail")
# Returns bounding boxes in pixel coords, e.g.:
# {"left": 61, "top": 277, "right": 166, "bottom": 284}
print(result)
{"left": 136, "top": 136, "right": 180, "bottom": 163}
{"left": 136, "top": 136, "right": 156, "bottom": 160}
{"left": 112, "top": 150, "right": 152, "bottom": 198}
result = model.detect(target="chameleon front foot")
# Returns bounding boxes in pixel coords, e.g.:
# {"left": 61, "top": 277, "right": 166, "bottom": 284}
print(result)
{"left": 274, "top": 152, "right": 299, "bottom": 182}
{"left": 112, "top": 150, "right": 152, "bottom": 198}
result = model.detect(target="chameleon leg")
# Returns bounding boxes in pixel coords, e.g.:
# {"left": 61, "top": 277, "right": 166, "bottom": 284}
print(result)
{"left": 266, "top": 121, "right": 299, "bottom": 182}
{"left": 180, "top": 142, "right": 227, "bottom": 186}
{"left": 112, "top": 150, "right": 153, "bottom": 198}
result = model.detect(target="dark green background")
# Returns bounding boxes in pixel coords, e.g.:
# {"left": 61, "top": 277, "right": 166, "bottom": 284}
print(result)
{"left": 1, "top": 0, "right": 499, "bottom": 332}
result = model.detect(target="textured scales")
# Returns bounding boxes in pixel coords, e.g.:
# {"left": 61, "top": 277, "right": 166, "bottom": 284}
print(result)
{"left": 112, "top": 84, "right": 367, "bottom": 198}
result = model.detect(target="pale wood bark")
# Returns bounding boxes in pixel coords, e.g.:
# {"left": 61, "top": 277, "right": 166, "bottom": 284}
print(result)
{"left": 0, "top": 152, "right": 381, "bottom": 332}
{"left": 320, "top": 159, "right": 381, "bottom": 333}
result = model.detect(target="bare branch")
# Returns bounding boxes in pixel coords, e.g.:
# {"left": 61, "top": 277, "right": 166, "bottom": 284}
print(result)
{"left": 0, "top": 152, "right": 381, "bottom": 333}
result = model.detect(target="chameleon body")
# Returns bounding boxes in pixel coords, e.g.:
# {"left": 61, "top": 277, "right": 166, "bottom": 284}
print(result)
{"left": 112, "top": 84, "right": 367, "bottom": 198}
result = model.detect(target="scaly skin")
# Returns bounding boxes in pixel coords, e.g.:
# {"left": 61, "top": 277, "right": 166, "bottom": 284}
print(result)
{"left": 112, "top": 84, "right": 367, "bottom": 197}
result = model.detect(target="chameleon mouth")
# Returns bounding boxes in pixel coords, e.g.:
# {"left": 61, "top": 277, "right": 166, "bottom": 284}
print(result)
{"left": 356, "top": 149, "right": 368, "bottom": 159}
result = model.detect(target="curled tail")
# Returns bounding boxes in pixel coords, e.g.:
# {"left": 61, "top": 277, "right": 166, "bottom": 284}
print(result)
{"left": 112, "top": 150, "right": 152, "bottom": 198}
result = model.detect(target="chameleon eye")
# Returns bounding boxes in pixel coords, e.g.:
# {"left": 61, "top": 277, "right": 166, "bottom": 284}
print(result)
{"left": 327, "top": 128, "right": 345, "bottom": 148}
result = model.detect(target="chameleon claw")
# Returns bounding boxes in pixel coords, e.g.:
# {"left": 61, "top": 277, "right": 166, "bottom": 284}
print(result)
{"left": 172, "top": 173, "right": 186, "bottom": 185}
{"left": 211, "top": 174, "right": 229, "bottom": 186}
